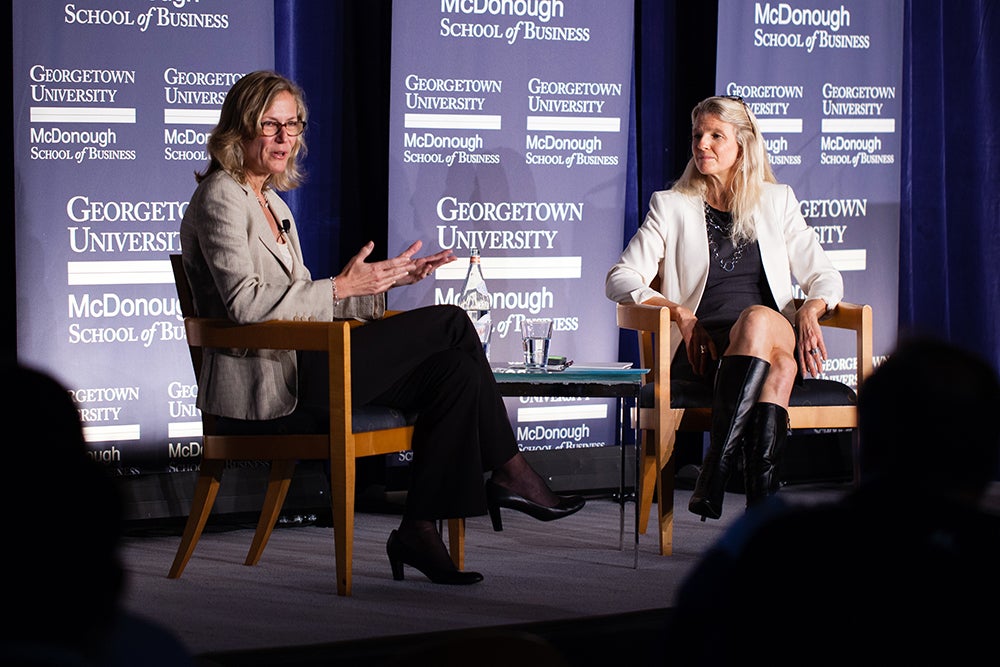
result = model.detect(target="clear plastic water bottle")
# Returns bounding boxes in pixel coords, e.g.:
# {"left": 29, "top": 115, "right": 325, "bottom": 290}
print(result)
{"left": 458, "top": 248, "right": 492, "bottom": 357}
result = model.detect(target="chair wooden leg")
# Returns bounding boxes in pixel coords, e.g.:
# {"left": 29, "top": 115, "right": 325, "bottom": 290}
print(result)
{"left": 329, "top": 447, "right": 354, "bottom": 597}
{"left": 168, "top": 459, "right": 226, "bottom": 578}
{"left": 655, "top": 419, "right": 679, "bottom": 557}
{"left": 245, "top": 459, "right": 297, "bottom": 566}
{"left": 655, "top": 459, "right": 675, "bottom": 556}
{"left": 638, "top": 431, "right": 658, "bottom": 535}
{"left": 447, "top": 518, "right": 465, "bottom": 569}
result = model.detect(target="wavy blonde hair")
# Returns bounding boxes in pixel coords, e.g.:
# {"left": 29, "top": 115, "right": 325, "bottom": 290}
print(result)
{"left": 671, "top": 96, "right": 775, "bottom": 243}
{"left": 195, "top": 70, "right": 308, "bottom": 191}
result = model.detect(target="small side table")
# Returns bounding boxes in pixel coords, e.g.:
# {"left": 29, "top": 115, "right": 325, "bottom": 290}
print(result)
{"left": 492, "top": 365, "right": 648, "bottom": 567}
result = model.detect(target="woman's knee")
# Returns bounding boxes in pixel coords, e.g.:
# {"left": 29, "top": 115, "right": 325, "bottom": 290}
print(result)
{"left": 734, "top": 305, "right": 783, "bottom": 335}
{"left": 438, "top": 303, "right": 468, "bottom": 321}
{"left": 729, "top": 307, "right": 793, "bottom": 354}
{"left": 438, "top": 304, "right": 480, "bottom": 341}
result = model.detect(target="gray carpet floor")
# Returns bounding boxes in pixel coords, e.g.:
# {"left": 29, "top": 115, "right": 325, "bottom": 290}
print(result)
{"left": 118, "top": 482, "right": 855, "bottom": 664}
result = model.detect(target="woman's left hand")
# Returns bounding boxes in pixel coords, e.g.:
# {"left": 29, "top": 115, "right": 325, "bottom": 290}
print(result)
{"left": 392, "top": 240, "right": 456, "bottom": 286}
{"left": 794, "top": 298, "right": 829, "bottom": 378}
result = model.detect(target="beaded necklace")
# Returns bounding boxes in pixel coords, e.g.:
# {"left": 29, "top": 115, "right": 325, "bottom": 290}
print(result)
{"left": 704, "top": 200, "right": 749, "bottom": 272}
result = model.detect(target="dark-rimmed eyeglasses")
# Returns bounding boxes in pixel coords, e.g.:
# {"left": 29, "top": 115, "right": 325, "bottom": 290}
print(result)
{"left": 260, "top": 119, "right": 306, "bottom": 137}
{"left": 722, "top": 95, "right": 754, "bottom": 130}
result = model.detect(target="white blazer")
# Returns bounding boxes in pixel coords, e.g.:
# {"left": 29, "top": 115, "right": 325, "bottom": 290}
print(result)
{"left": 605, "top": 183, "right": 844, "bottom": 358}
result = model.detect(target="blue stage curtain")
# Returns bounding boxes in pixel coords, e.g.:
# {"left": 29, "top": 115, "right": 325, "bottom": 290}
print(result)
{"left": 274, "top": 1, "right": 393, "bottom": 278}
{"left": 901, "top": 0, "right": 1000, "bottom": 371}
{"left": 274, "top": 1, "right": 346, "bottom": 278}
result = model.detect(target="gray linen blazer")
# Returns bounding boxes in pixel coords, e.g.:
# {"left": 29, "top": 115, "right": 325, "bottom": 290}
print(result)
{"left": 179, "top": 169, "right": 384, "bottom": 420}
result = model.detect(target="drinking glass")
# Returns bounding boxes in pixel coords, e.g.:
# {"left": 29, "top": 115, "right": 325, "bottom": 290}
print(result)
{"left": 521, "top": 317, "right": 553, "bottom": 369}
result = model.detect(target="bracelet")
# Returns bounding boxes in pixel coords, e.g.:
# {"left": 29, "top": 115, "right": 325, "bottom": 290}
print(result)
{"left": 330, "top": 276, "right": 340, "bottom": 305}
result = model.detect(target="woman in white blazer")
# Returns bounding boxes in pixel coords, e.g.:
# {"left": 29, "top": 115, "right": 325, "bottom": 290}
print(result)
{"left": 180, "top": 71, "right": 584, "bottom": 586}
{"left": 606, "top": 96, "right": 843, "bottom": 520}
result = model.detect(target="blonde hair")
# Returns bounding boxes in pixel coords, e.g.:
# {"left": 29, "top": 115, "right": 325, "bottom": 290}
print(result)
{"left": 671, "top": 96, "right": 775, "bottom": 243}
{"left": 195, "top": 70, "right": 308, "bottom": 191}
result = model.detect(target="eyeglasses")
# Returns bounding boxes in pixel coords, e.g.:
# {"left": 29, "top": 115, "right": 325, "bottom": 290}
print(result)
{"left": 260, "top": 119, "right": 306, "bottom": 137}
{"left": 722, "top": 95, "right": 754, "bottom": 131}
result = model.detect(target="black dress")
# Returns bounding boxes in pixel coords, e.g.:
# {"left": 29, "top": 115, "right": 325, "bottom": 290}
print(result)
{"left": 670, "top": 203, "right": 779, "bottom": 386}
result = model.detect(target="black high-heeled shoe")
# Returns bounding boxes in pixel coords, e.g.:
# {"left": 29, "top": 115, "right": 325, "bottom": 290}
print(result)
{"left": 385, "top": 530, "right": 484, "bottom": 585}
{"left": 485, "top": 478, "right": 586, "bottom": 531}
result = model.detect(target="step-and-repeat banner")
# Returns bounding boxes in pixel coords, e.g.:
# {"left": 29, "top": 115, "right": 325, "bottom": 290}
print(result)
{"left": 386, "top": 0, "right": 635, "bottom": 463}
{"left": 13, "top": 1, "right": 273, "bottom": 474}
{"left": 717, "top": 0, "right": 903, "bottom": 377}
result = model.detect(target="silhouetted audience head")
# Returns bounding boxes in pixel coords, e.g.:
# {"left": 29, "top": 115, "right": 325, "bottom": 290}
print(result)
{"left": 669, "top": 337, "right": 1000, "bottom": 665}
{"left": 1, "top": 363, "right": 193, "bottom": 665}
{"left": 2, "top": 364, "right": 124, "bottom": 656}
{"left": 857, "top": 335, "right": 1000, "bottom": 504}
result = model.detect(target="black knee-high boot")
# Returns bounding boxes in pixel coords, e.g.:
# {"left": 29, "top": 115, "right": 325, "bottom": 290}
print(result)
{"left": 688, "top": 355, "right": 771, "bottom": 520}
{"left": 743, "top": 402, "right": 789, "bottom": 509}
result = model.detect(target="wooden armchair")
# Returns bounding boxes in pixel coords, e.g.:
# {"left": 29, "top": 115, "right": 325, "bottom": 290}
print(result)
{"left": 167, "top": 254, "right": 465, "bottom": 596}
{"left": 616, "top": 297, "right": 873, "bottom": 556}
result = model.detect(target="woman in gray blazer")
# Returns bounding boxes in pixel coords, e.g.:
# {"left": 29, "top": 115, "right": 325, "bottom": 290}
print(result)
{"left": 606, "top": 96, "right": 844, "bottom": 521}
{"left": 180, "top": 71, "right": 584, "bottom": 586}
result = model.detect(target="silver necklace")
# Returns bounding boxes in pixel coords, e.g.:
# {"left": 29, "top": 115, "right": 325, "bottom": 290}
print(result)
{"left": 704, "top": 200, "right": 749, "bottom": 272}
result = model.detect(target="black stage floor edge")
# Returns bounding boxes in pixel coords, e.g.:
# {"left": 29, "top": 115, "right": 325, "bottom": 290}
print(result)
{"left": 195, "top": 607, "right": 672, "bottom": 667}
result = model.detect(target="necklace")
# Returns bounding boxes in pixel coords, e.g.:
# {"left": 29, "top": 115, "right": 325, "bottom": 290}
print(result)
{"left": 254, "top": 191, "right": 285, "bottom": 243}
{"left": 704, "top": 200, "right": 749, "bottom": 272}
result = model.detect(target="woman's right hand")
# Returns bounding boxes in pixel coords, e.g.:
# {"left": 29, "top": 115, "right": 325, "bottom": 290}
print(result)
{"left": 643, "top": 297, "right": 715, "bottom": 376}
{"left": 682, "top": 320, "right": 716, "bottom": 376}
{"left": 335, "top": 241, "right": 416, "bottom": 298}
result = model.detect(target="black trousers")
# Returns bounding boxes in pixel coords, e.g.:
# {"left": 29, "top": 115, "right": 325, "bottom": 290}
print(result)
{"left": 298, "top": 304, "right": 518, "bottom": 520}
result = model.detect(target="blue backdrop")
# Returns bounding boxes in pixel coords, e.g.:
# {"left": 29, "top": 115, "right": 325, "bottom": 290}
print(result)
{"left": 268, "top": 0, "right": 999, "bottom": 378}
{"left": 5, "top": 1, "right": 997, "bottom": 484}
{"left": 6, "top": 1, "right": 997, "bottom": 373}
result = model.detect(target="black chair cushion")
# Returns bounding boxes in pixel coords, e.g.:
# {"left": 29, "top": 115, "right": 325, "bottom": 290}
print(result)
{"left": 351, "top": 406, "right": 418, "bottom": 433}
{"left": 640, "top": 378, "right": 857, "bottom": 410}
{"left": 212, "top": 405, "right": 417, "bottom": 436}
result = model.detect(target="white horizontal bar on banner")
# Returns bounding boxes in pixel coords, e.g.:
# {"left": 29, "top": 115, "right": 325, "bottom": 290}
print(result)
{"left": 164, "top": 109, "right": 221, "bottom": 125}
{"left": 404, "top": 113, "right": 502, "bottom": 130}
{"left": 821, "top": 118, "right": 896, "bottom": 133}
{"left": 758, "top": 118, "right": 803, "bottom": 133}
{"left": 826, "top": 249, "right": 867, "bottom": 271}
{"left": 526, "top": 116, "right": 621, "bottom": 132}
{"left": 67, "top": 259, "right": 174, "bottom": 285}
{"left": 436, "top": 256, "right": 582, "bottom": 280}
{"left": 516, "top": 403, "right": 609, "bottom": 422}
{"left": 30, "top": 106, "right": 136, "bottom": 123}
{"left": 83, "top": 423, "right": 141, "bottom": 442}
{"left": 169, "top": 421, "right": 203, "bottom": 439}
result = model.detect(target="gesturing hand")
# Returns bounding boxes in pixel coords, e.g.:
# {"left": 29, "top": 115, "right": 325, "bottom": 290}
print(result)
{"left": 334, "top": 241, "right": 457, "bottom": 297}
{"left": 391, "top": 240, "right": 456, "bottom": 286}
{"left": 335, "top": 241, "right": 417, "bottom": 298}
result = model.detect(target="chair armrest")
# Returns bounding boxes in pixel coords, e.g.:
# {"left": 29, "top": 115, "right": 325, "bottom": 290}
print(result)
{"left": 183, "top": 317, "right": 356, "bottom": 426}
{"left": 615, "top": 301, "right": 675, "bottom": 333}
{"left": 793, "top": 300, "right": 874, "bottom": 383}
{"left": 183, "top": 318, "right": 350, "bottom": 353}
{"left": 616, "top": 303, "right": 675, "bottom": 397}
{"left": 795, "top": 299, "right": 868, "bottom": 330}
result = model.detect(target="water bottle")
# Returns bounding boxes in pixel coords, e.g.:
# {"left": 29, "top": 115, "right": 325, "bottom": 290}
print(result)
{"left": 458, "top": 248, "right": 492, "bottom": 356}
